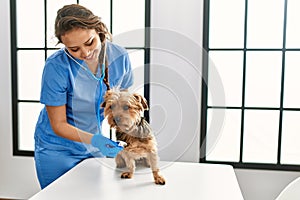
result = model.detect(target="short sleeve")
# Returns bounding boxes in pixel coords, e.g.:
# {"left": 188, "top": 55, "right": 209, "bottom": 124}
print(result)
{"left": 107, "top": 43, "right": 134, "bottom": 90}
{"left": 40, "top": 59, "right": 69, "bottom": 106}
{"left": 119, "top": 52, "right": 134, "bottom": 89}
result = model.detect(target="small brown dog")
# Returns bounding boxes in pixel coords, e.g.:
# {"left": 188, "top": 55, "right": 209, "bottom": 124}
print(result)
{"left": 101, "top": 89, "right": 166, "bottom": 185}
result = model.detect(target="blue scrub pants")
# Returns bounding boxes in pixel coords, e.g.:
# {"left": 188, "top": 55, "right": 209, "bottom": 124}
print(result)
{"left": 34, "top": 147, "right": 94, "bottom": 189}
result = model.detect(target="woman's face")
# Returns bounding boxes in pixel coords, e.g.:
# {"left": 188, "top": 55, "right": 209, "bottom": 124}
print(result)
{"left": 61, "top": 28, "right": 101, "bottom": 63}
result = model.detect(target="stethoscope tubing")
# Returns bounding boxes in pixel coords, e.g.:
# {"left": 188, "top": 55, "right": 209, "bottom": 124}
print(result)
{"left": 64, "top": 43, "right": 107, "bottom": 135}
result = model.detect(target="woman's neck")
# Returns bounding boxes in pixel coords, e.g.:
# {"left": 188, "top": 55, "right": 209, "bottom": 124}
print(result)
{"left": 85, "top": 60, "right": 99, "bottom": 74}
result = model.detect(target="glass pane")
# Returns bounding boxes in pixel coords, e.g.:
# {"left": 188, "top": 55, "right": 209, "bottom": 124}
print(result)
{"left": 112, "top": 0, "right": 145, "bottom": 47}
{"left": 208, "top": 51, "right": 243, "bottom": 107}
{"left": 281, "top": 111, "right": 300, "bottom": 164}
{"left": 206, "top": 109, "right": 241, "bottom": 162}
{"left": 245, "top": 51, "right": 282, "bottom": 107}
{"left": 47, "top": 50, "right": 60, "bottom": 58}
{"left": 128, "top": 49, "right": 144, "bottom": 95}
{"left": 286, "top": 0, "right": 300, "bottom": 48}
{"left": 79, "top": 0, "right": 111, "bottom": 31}
{"left": 18, "top": 50, "right": 45, "bottom": 101}
{"left": 19, "top": 102, "right": 44, "bottom": 151}
{"left": 283, "top": 52, "right": 300, "bottom": 108}
{"left": 209, "top": 0, "right": 245, "bottom": 48}
{"left": 243, "top": 110, "right": 279, "bottom": 163}
{"left": 247, "top": 0, "right": 285, "bottom": 48}
{"left": 16, "top": 0, "right": 45, "bottom": 48}
{"left": 46, "top": 0, "right": 77, "bottom": 48}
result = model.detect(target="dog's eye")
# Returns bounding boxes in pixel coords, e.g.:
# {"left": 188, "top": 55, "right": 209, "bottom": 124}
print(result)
{"left": 110, "top": 105, "right": 115, "bottom": 110}
{"left": 123, "top": 105, "right": 129, "bottom": 110}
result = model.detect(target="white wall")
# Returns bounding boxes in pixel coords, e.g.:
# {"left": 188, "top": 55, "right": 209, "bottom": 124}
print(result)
{"left": 150, "top": 0, "right": 202, "bottom": 163}
{"left": 1, "top": 0, "right": 300, "bottom": 199}
{"left": 0, "top": 0, "right": 41, "bottom": 199}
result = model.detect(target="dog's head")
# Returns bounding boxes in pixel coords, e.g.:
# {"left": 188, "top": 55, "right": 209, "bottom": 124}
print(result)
{"left": 101, "top": 89, "right": 149, "bottom": 134}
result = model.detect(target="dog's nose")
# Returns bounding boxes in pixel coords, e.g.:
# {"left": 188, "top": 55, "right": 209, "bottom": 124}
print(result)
{"left": 114, "top": 116, "right": 121, "bottom": 123}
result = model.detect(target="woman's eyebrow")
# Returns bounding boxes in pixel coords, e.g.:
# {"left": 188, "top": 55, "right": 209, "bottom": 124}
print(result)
{"left": 67, "top": 36, "right": 94, "bottom": 48}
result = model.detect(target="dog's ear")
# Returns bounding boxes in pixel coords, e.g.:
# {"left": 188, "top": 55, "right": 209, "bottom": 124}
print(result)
{"left": 139, "top": 117, "right": 152, "bottom": 138}
{"left": 133, "top": 93, "right": 149, "bottom": 111}
{"left": 101, "top": 90, "right": 113, "bottom": 108}
{"left": 101, "top": 101, "right": 106, "bottom": 108}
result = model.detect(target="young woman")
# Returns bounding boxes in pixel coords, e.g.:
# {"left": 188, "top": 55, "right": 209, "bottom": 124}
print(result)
{"left": 34, "top": 4, "right": 133, "bottom": 189}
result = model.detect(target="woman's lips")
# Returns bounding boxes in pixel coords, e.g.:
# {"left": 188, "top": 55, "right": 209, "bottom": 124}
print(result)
{"left": 84, "top": 51, "right": 95, "bottom": 60}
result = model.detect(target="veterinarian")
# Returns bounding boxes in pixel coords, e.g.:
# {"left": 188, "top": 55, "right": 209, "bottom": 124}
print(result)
{"left": 34, "top": 4, "right": 133, "bottom": 189}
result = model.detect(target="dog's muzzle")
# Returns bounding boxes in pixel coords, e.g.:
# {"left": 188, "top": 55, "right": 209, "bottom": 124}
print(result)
{"left": 114, "top": 116, "right": 121, "bottom": 124}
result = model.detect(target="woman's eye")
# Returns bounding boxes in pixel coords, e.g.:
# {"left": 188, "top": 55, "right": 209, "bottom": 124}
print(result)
{"left": 70, "top": 48, "right": 79, "bottom": 52}
{"left": 86, "top": 39, "right": 94, "bottom": 46}
{"left": 123, "top": 105, "right": 129, "bottom": 110}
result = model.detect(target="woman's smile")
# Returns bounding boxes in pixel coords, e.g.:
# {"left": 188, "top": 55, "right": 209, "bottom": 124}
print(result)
{"left": 61, "top": 28, "right": 101, "bottom": 61}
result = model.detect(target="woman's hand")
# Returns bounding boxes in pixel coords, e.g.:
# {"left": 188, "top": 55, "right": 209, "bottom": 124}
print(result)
{"left": 91, "top": 134, "right": 123, "bottom": 157}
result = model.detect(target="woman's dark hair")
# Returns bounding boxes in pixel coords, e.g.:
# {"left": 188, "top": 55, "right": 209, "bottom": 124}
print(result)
{"left": 55, "top": 4, "right": 111, "bottom": 44}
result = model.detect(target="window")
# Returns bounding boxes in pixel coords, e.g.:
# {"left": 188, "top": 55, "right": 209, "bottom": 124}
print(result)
{"left": 201, "top": 0, "right": 300, "bottom": 170}
{"left": 11, "top": 0, "right": 151, "bottom": 156}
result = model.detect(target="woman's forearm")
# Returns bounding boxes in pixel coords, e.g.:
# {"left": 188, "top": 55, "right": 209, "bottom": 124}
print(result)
{"left": 52, "top": 121, "right": 93, "bottom": 144}
{"left": 46, "top": 105, "right": 93, "bottom": 144}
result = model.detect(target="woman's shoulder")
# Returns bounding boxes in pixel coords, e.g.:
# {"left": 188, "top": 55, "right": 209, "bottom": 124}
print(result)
{"left": 43, "top": 48, "right": 71, "bottom": 75}
{"left": 46, "top": 48, "right": 69, "bottom": 64}
{"left": 106, "top": 41, "right": 129, "bottom": 62}
{"left": 107, "top": 41, "right": 128, "bottom": 54}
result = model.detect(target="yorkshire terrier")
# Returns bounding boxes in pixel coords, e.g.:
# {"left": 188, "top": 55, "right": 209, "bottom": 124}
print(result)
{"left": 101, "top": 89, "right": 166, "bottom": 185}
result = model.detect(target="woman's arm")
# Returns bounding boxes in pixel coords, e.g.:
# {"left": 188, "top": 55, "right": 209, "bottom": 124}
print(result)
{"left": 46, "top": 105, "right": 93, "bottom": 144}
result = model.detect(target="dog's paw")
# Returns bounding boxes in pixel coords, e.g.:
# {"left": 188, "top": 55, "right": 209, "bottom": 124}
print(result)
{"left": 154, "top": 175, "right": 166, "bottom": 185}
{"left": 154, "top": 176, "right": 166, "bottom": 185}
{"left": 121, "top": 172, "right": 133, "bottom": 179}
{"left": 153, "top": 170, "right": 165, "bottom": 185}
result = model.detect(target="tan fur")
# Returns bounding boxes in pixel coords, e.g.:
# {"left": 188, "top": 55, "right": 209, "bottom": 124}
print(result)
{"left": 102, "top": 89, "right": 166, "bottom": 185}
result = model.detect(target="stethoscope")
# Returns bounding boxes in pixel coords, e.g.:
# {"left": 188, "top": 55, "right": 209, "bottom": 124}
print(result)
{"left": 64, "top": 43, "right": 107, "bottom": 135}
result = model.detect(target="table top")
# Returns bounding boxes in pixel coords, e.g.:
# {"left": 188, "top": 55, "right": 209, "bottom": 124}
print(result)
{"left": 29, "top": 158, "right": 244, "bottom": 200}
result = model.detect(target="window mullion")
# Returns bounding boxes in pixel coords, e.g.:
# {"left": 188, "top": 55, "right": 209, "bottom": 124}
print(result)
{"left": 277, "top": 0, "right": 289, "bottom": 165}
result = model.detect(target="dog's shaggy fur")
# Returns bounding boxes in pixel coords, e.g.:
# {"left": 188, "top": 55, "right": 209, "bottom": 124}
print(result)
{"left": 101, "top": 89, "right": 165, "bottom": 185}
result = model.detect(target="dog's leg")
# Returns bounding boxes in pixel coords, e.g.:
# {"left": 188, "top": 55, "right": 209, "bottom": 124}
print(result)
{"left": 142, "top": 157, "right": 151, "bottom": 168}
{"left": 148, "top": 152, "right": 166, "bottom": 185}
{"left": 115, "top": 153, "right": 126, "bottom": 168}
{"left": 120, "top": 152, "right": 135, "bottom": 179}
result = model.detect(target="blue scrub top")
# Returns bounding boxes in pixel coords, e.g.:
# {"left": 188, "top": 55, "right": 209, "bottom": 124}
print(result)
{"left": 34, "top": 41, "right": 133, "bottom": 155}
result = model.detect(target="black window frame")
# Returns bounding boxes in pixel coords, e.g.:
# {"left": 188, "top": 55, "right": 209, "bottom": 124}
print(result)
{"left": 201, "top": 0, "right": 300, "bottom": 171}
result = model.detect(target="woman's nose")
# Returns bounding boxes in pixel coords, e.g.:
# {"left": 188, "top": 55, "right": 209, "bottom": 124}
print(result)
{"left": 81, "top": 48, "right": 90, "bottom": 57}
